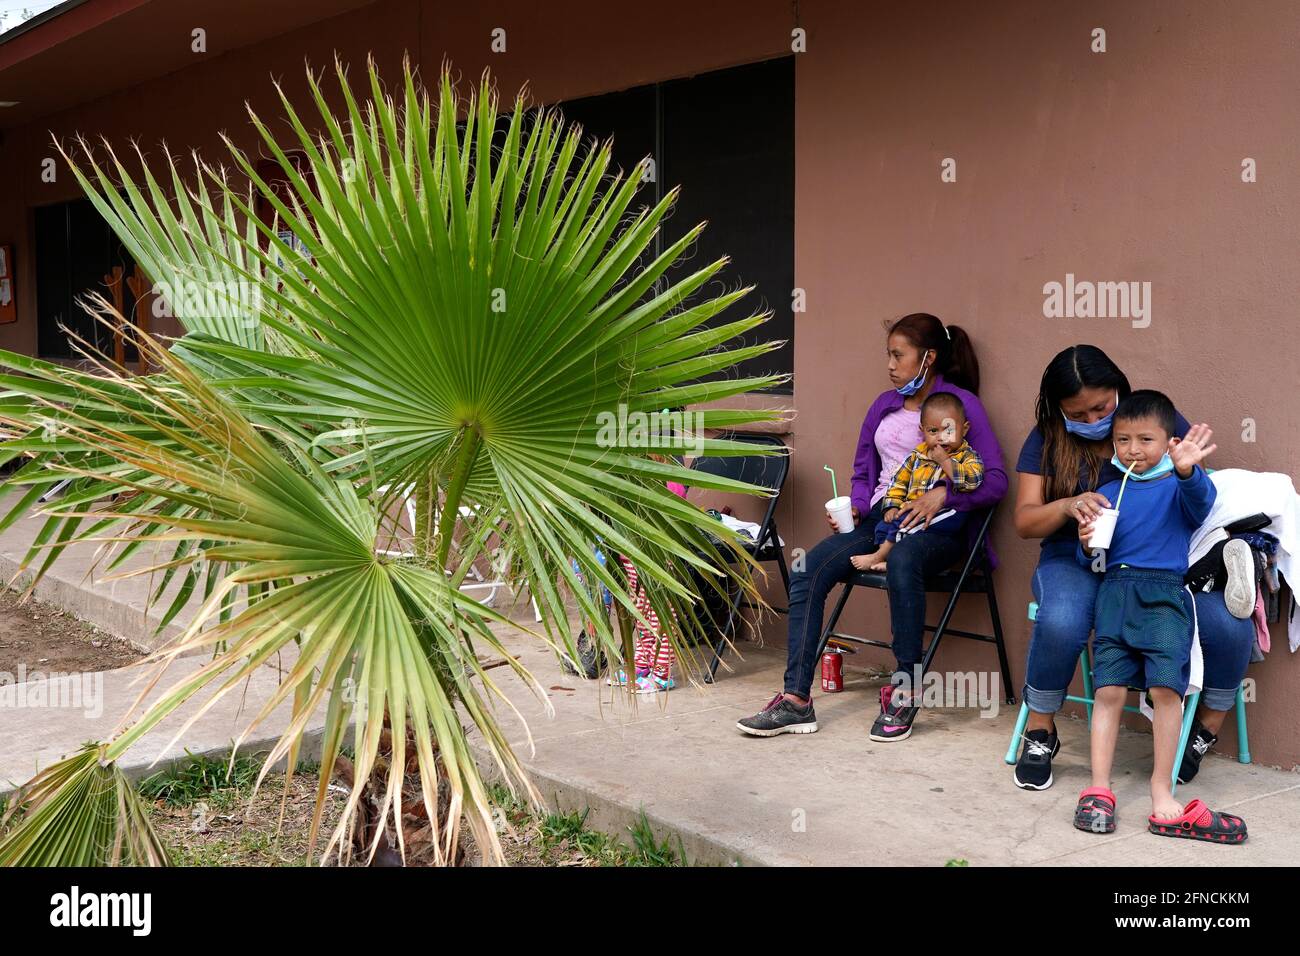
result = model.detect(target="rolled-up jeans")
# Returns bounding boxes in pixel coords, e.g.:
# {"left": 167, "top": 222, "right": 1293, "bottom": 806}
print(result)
{"left": 1023, "top": 540, "right": 1254, "bottom": 713}
{"left": 782, "top": 499, "right": 966, "bottom": 697}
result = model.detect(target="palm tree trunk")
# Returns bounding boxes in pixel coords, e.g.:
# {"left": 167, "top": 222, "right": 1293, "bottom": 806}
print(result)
{"left": 434, "top": 426, "right": 482, "bottom": 567}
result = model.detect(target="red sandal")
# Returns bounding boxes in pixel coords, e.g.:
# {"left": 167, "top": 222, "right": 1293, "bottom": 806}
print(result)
{"left": 1073, "top": 787, "right": 1117, "bottom": 834}
{"left": 1148, "top": 799, "right": 1248, "bottom": 844}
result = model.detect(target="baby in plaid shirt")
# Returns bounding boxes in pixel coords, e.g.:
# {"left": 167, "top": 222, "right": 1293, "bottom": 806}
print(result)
{"left": 851, "top": 392, "right": 984, "bottom": 572}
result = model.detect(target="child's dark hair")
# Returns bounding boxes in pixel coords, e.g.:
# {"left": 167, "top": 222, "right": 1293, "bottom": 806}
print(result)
{"left": 1114, "top": 389, "right": 1177, "bottom": 436}
{"left": 886, "top": 313, "right": 981, "bottom": 394}
{"left": 921, "top": 391, "right": 966, "bottom": 422}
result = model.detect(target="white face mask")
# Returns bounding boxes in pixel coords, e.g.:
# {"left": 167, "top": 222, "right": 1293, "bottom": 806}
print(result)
{"left": 1111, "top": 452, "right": 1175, "bottom": 480}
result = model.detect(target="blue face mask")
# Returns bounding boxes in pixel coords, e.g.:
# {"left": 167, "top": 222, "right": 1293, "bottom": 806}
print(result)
{"left": 1061, "top": 390, "right": 1118, "bottom": 440}
{"left": 1111, "top": 453, "right": 1175, "bottom": 481}
{"left": 895, "top": 360, "right": 931, "bottom": 397}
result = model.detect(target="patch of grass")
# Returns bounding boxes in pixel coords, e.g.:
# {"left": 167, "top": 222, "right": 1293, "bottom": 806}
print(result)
{"left": 944, "top": 858, "right": 970, "bottom": 867}
{"left": 490, "top": 784, "right": 684, "bottom": 867}
{"left": 627, "top": 811, "right": 687, "bottom": 867}
{"left": 138, "top": 751, "right": 265, "bottom": 811}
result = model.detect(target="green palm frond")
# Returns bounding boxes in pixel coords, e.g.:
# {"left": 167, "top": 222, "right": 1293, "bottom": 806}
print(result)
{"left": 0, "top": 58, "right": 788, "bottom": 866}
{"left": 0, "top": 744, "right": 169, "bottom": 867}
{"left": 0, "top": 335, "right": 542, "bottom": 865}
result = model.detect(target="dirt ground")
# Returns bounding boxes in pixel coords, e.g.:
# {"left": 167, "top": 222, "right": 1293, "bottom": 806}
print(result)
{"left": 150, "top": 770, "right": 507, "bottom": 867}
{"left": 149, "top": 764, "right": 663, "bottom": 867}
{"left": 149, "top": 771, "right": 351, "bottom": 867}
{"left": 0, "top": 589, "right": 143, "bottom": 675}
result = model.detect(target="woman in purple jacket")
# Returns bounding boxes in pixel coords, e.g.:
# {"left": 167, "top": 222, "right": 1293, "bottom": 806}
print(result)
{"left": 738, "top": 313, "right": 1007, "bottom": 740}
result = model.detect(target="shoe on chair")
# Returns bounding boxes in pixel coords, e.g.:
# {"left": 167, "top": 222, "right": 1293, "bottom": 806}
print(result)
{"left": 1222, "top": 539, "right": 1257, "bottom": 619}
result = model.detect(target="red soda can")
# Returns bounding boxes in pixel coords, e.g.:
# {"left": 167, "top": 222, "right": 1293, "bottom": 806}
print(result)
{"left": 821, "top": 649, "right": 844, "bottom": 693}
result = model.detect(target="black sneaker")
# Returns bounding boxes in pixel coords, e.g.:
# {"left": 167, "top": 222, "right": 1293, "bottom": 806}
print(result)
{"left": 1177, "top": 720, "right": 1218, "bottom": 784}
{"left": 559, "top": 628, "right": 603, "bottom": 680}
{"left": 868, "top": 685, "right": 918, "bottom": 742}
{"left": 1013, "top": 727, "right": 1060, "bottom": 790}
{"left": 736, "top": 693, "right": 819, "bottom": 736}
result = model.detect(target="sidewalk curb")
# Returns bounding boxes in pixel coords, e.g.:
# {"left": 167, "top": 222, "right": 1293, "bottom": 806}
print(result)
{"left": 472, "top": 744, "right": 762, "bottom": 867}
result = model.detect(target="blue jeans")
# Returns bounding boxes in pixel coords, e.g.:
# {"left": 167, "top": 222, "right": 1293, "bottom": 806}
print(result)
{"left": 1023, "top": 541, "right": 1254, "bottom": 713}
{"left": 782, "top": 499, "right": 967, "bottom": 696}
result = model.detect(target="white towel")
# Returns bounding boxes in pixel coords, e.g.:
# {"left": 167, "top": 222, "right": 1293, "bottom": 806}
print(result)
{"left": 1187, "top": 469, "right": 1300, "bottom": 651}
{"left": 717, "top": 513, "right": 783, "bottom": 547}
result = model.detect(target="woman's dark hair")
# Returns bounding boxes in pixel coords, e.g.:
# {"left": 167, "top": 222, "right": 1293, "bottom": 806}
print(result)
{"left": 886, "top": 313, "right": 980, "bottom": 394}
{"left": 1035, "top": 344, "right": 1132, "bottom": 502}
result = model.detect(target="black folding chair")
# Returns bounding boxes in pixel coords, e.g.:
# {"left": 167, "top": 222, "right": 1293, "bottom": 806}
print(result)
{"left": 814, "top": 508, "right": 1016, "bottom": 704}
{"left": 689, "top": 432, "right": 791, "bottom": 681}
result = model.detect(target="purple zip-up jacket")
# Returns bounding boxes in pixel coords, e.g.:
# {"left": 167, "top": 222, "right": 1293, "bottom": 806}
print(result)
{"left": 850, "top": 374, "right": 1008, "bottom": 564}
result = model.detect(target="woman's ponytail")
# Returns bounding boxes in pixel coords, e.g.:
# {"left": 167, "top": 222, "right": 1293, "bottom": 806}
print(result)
{"left": 943, "top": 324, "right": 980, "bottom": 395}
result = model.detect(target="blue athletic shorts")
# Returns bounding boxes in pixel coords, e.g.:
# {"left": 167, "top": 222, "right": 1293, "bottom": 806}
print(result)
{"left": 1091, "top": 567, "right": 1193, "bottom": 696}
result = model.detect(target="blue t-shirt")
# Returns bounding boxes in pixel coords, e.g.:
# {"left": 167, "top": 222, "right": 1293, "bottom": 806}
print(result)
{"left": 1076, "top": 466, "right": 1216, "bottom": 573}
{"left": 1016, "top": 410, "right": 1190, "bottom": 549}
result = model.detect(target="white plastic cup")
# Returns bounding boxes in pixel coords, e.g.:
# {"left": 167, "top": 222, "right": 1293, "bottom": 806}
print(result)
{"left": 826, "top": 496, "right": 855, "bottom": 534}
{"left": 1087, "top": 507, "right": 1120, "bottom": 550}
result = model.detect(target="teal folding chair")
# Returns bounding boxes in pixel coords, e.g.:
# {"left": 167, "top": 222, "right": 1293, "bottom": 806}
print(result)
{"left": 1003, "top": 601, "right": 1250, "bottom": 793}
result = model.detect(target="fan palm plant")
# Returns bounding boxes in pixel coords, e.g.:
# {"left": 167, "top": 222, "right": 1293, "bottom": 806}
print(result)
{"left": 0, "top": 58, "right": 786, "bottom": 866}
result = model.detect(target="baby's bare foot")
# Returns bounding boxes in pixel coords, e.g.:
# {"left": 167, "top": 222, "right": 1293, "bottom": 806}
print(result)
{"left": 870, "top": 561, "right": 888, "bottom": 571}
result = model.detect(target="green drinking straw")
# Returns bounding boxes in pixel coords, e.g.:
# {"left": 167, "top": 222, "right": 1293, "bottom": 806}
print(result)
{"left": 824, "top": 465, "right": 838, "bottom": 499}
{"left": 1114, "top": 460, "right": 1135, "bottom": 510}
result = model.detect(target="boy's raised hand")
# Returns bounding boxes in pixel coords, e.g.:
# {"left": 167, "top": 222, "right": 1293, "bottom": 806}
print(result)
{"left": 1169, "top": 423, "right": 1216, "bottom": 477}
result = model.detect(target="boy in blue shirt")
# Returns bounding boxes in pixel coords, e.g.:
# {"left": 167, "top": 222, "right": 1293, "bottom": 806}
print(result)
{"left": 1074, "top": 390, "right": 1246, "bottom": 844}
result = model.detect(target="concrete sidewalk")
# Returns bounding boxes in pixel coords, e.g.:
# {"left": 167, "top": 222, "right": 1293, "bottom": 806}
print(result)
{"left": 0, "top": 652, "right": 326, "bottom": 796}
{"left": 470, "top": 631, "right": 1300, "bottom": 866}
{"left": 0, "top": 493, "right": 324, "bottom": 796}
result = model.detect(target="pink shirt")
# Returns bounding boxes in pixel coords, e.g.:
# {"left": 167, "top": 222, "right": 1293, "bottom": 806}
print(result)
{"left": 870, "top": 407, "right": 921, "bottom": 507}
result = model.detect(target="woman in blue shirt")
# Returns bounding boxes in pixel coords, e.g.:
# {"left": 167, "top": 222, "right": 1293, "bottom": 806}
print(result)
{"left": 1009, "top": 345, "right": 1253, "bottom": 791}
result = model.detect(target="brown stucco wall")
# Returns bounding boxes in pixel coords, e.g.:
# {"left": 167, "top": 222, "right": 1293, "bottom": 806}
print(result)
{"left": 0, "top": 0, "right": 1296, "bottom": 764}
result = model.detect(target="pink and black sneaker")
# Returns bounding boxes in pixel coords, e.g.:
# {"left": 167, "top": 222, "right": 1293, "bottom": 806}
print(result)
{"left": 869, "top": 684, "right": 918, "bottom": 742}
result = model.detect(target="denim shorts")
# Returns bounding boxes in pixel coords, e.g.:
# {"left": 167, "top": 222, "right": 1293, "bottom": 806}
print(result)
{"left": 1092, "top": 567, "right": 1193, "bottom": 695}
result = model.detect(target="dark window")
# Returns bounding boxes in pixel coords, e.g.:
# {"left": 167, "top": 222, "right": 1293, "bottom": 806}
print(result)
{"left": 560, "top": 57, "right": 795, "bottom": 392}
{"left": 34, "top": 198, "right": 136, "bottom": 360}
